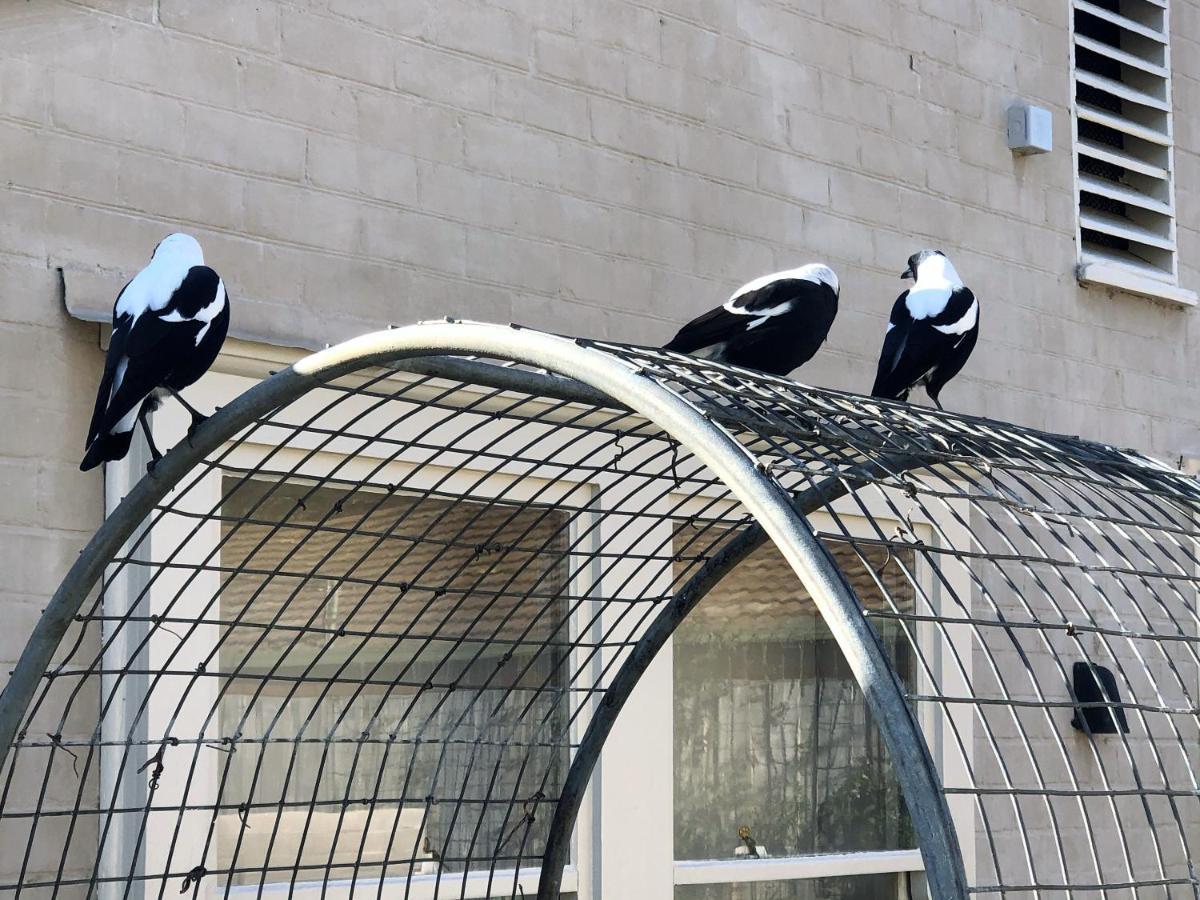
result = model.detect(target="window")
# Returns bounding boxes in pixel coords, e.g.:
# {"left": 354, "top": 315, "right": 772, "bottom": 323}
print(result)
{"left": 670, "top": 528, "right": 921, "bottom": 899}
{"left": 1071, "top": 0, "right": 1195, "bottom": 304}
{"left": 216, "top": 476, "right": 570, "bottom": 886}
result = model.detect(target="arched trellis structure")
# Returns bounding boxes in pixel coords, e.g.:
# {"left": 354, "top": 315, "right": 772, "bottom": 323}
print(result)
{"left": 2, "top": 320, "right": 1199, "bottom": 898}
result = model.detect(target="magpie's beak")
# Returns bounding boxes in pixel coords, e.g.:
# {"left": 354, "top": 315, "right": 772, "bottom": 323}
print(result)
{"left": 900, "top": 267, "right": 915, "bottom": 280}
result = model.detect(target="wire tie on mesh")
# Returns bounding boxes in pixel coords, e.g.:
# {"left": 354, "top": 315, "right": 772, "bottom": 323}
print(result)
{"left": 149, "top": 615, "right": 184, "bottom": 642}
{"left": 237, "top": 802, "right": 251, "bottom": 829}
{"left": 179, "top": 865, "right": 207, "bottom": 894}
{"left": 613, "top": 431, "right": 627, "bottom": 462}
{"left": 46, "top": 733, "right": 79, "bottom": 778}
{"left": 333, "top": 498, "right": 345, "bottom": 514}
{"left": 139, "top": 738, "right": 178, "bottom": 791}
{"left": 496, "top": 790, "right": 545, "bottom": 851}
{"left": 206, "top": 737, "right": 235, "bottom": 754}
{"left": 875, "top": 545, "right": 895, "bottom": 578}
{"left": 1065, "top": 622, "right": 1079, "bottom": 637}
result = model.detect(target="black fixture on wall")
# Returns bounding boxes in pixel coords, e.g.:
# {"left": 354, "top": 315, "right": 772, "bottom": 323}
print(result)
{"left": 1071, "top": 661, "right": 1129, "bottom": 735}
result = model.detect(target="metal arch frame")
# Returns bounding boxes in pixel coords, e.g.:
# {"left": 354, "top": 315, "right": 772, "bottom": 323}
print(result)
{"left": 0, "top": 320, "right": 967, "bottom": 899}
{"left": 537, "top": 450, "right": 927, "bottom": 899}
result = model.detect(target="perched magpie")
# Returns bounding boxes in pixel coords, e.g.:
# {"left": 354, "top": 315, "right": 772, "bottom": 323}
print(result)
{"left": 664, "top": 264, "right": 839, "bottom": 376}
{"left": 870, "top": 250, "right": 978, "bottom": 410}
{"left": 80, "top": 233, "right": 230, "bottom": 471}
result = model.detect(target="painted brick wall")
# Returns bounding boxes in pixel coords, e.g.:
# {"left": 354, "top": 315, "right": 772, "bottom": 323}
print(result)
{"left": 2, "top": 0, "right": 1198, "bottom": 458}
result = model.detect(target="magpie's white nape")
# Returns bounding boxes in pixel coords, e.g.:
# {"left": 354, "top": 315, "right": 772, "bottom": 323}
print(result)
{"left": 80, "top": 233, "right": 231, "bottom": 472}
{"left": 870, "top": 249, "right": 979, "bottom": 410}
{"left": 663, "top": 263, "right": 840, "bottom": 377}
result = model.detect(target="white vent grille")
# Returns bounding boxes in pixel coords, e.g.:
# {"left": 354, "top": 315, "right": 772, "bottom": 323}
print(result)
{"left": 1072, "top": 0, "right": 1179, "bottom": 285}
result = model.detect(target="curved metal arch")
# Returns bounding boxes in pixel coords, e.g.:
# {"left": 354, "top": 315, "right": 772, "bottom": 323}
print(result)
{"left": 0, "top": 320, "right": 967, "bottom": 897}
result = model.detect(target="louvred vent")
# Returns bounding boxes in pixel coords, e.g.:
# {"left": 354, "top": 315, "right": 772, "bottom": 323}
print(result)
{"left": 1073, "top": 0, "right": 1178, "bottom": 282}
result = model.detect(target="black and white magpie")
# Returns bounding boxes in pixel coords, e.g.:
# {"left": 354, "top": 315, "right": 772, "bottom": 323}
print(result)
{"left": 663, "top": 264, "right": 839, "bottom": 376}
{"left": 870, "top": 250, "right": 978, "bottom": 410}
{"left": 80, "top": 233, "right": 230, "bottom": 471}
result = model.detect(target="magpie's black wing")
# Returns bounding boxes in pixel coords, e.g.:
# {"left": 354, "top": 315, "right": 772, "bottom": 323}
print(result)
{"left": 663, "top": 304, "right": 743, "bottom": 354}
{"left": 928, "top": 326, "right": 978, "bottom": 394}
{"left": 84, "top": 315, "right": 130, "bottom": 450}
{"left": 84, "top": 276, "right": 135, "bottom": 451}
{"left": 725, "top": 278, "right": 807, "bottom": 314}
{"left": 927, "top": 287, "right": 976, "bottom": 331}
{"left": 664, "top": 278, "right": 813, "bottom": 355}
{"left": 871, "top": 292, "right": 913, "bottom": 398}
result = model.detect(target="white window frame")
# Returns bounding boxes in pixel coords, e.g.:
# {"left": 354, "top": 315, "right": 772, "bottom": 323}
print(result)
{"left": 1070, "top": 0, "right": 1196, "bottom": 306}
{"left": 100, "top": 343, "right": 977, "bottom": 899}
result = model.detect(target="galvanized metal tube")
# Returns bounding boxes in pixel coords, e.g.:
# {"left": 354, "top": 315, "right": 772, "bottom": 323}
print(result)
{"left": 536, "top": 453, "right": 927, "bottom": 898}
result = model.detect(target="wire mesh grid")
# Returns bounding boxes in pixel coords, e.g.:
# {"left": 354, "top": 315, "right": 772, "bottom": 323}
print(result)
{"left": 2, "top": 323, "right": 1199, "bottom": 899}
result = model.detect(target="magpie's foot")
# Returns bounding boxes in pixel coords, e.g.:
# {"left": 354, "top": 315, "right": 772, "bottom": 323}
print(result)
{"left": 145, "top": 457, "right": 160, "bottom": 475}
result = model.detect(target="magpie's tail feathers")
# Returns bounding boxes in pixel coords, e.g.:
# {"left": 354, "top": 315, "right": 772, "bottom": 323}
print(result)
{"left": 870, "top": 377, "right": 899, "bottom": 400}
{"left": 80, "top": 429, "right": 133, "bottom": 472}
{"left": 870, "top": 380, "right": 909, "bottom": 402}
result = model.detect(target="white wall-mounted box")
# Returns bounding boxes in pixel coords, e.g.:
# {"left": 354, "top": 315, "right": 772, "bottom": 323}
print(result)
{"left": 1007, "top": 103, "right": 1053, "bottom": 154}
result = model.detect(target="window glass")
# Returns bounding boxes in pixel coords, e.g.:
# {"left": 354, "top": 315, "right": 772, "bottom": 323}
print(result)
{"left": 673, "top": 531, "right": 915, "bottom": 861}
{"left": 675, "top": 874, "right": 901, "bottom": 899}
{"left": 217, "top": 476, "right": 570, "bottom": 884}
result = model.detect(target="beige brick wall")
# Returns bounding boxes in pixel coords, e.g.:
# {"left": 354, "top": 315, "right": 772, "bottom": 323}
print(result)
{"left": 2, "top": 0, "right": 1200, "bottom": 889}
{"left": 0, "top": 0, "right": 1195, "bottom": 454}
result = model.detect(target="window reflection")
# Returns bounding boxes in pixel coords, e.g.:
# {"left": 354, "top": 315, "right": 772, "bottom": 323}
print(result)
{"left": 673, "top": 531, "right": 915, "bottom": 861}
{"left": 217, "top": 476, "right": 570, "bottom": 884}
{"left": 675, "top": 873, "right": 903, "bottom": 899}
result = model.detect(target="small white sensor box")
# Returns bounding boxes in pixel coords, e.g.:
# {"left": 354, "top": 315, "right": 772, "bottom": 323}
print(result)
{"left": 1007, "top": 103, "right": 1053, "bottom": 155}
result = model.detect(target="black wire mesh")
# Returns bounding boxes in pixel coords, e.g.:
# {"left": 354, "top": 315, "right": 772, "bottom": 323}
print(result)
{"left": 3, "top": 329, "right": 1199, "bottom": 899}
